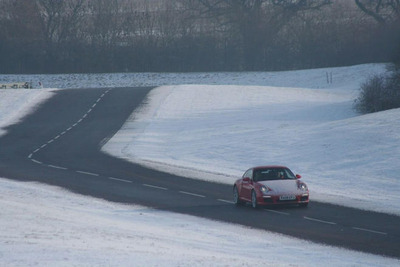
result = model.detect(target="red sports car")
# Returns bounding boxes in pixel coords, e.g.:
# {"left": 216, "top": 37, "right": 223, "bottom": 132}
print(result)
{"left": 233, "top": 166, "right": 309, "bottom": 208}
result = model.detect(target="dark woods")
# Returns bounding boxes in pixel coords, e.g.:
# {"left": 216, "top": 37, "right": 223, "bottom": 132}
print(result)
{"left": 0, "top": 0, "right": 399, "bottom": 74}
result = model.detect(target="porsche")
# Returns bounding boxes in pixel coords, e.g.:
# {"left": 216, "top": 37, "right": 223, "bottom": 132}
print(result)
{"left": 233, "top": 166, "right": 309, "bottom": 208}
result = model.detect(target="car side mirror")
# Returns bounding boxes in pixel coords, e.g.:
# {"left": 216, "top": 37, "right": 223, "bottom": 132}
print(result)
{"left": 296, "top": 174, "right": 302, "bottom": 179}
{"left": 243, "top": 177, "right": 251, "bottom": 182}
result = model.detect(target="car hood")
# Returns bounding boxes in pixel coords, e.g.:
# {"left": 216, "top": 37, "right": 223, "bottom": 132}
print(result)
{"left": 258, "top": 180, "right": 302, "bottom": 195}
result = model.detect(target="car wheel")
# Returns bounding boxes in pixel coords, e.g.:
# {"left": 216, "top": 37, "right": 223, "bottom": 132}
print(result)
{"left": 233, "top": 186, "right": 242, "bottom": 205}
{"left": 251, "top": 190, "right": 258, "bottom": 209}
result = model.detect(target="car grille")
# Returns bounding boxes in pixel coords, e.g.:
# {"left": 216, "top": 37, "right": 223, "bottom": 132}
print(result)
{"left": 300, "top": 195, "right": 309, "bottom": 201}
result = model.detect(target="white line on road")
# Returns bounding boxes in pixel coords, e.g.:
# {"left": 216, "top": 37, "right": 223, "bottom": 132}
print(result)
{"left": 143, "top": 184, "right": 168, "bottom": 190}
{"left": 179, "top": 191, "right": 205, "bottom": 198}
{"left": 76, "top": 171, "right": 99, "bottom": 176}
{"left": 31, "top": 159, "right": 42, "bottom": 164}
{"left": 109, "top": 177, "right": 132, "bottom": 183}
{"left": 48, "top": 165, "right": 67, "bottom": 170}
{"left": 304, "top": 216, "right": 337, "bottom": 225}
{"left": 352, "top": 227, "right": 387, "bottom": 235}
{"left": 265, "top": 209, "right": 290, "bottom": 216}
{"left": 217, "top": 199, "right": 234, "bottom": 204}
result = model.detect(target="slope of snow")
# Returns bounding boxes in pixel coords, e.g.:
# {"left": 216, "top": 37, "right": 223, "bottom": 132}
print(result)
{"left": 0, "top": 89, "right": 54, "bottom": 136}
{"left": 102, "top": 64, "right": 400, "bottom": 215}
{"left": 0, "top": 63, "right": 385, "bottom": 89}
{"left": 1, "top": 177, "right": 398, "bottom": 266}
{"left": 1, "top": 63, "right": 398, "bottom": 266}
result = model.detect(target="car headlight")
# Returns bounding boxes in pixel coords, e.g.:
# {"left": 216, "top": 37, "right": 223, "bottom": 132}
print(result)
{"left": 260, "top": 185, "right": 271, "bottom": 193}
{"left": 298, "top": 183, "right": 308, "bottom": 191}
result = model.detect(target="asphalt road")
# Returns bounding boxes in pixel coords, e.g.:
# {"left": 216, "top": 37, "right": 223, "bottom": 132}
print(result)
{"left": 0, "top": 87, "right": 399, "bottom": 259}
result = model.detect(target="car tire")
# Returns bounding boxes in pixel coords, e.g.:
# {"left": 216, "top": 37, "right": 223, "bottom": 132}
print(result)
{"left": 233, "top": 186, "right": 242, "bottom": 205}
{"left": 251, "top": 190, "right": 258, "bottom": 209}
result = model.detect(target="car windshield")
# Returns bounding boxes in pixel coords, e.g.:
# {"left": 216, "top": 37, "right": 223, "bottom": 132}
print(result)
{"left": 253, "top": 168, "right": 295, "bottom": 181}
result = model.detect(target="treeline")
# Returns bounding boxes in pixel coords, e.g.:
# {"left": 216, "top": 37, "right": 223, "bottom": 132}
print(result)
{"left": 0, "top": 0, "right": 399, "bottom": 74}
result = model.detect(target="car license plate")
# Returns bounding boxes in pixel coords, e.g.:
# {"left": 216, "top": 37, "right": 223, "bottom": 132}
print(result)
{"left": 279, "top": 195, "right": 296, "bottom": 201}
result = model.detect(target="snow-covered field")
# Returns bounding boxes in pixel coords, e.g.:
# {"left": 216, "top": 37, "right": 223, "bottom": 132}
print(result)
{"left": 0, "top": 63, "right": 385, "bottom": 89}
{"left": 1, "top": 178, "right": 398, "bottom": 266}
{"left": 1, "top": 63, "right": 399, "bottom": 266}
{"left": 103, "top": 63, "right": 400, "bottom": 216}
{"left": 0, "top": 89, "right": 54, "bottom": 136}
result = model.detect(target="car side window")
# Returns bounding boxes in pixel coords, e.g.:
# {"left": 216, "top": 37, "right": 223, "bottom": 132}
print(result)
{"left": 243, "top": 169, "right": 253, "bottom": 179}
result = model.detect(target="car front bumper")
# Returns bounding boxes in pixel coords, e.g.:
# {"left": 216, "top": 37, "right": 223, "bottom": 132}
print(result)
{"left": 260, "top": 193, "right": 309, "bottom": 205}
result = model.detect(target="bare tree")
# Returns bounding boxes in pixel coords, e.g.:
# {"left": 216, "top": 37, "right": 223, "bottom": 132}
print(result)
{"left": 33, "top": 0, "right": 89, "bottom": 71}
{"left": 1, "top": 0, "right": 397, "bottom": 73}
{"left": 35, "top": 0, "right": 88, "bottom": 44}
{"left": 355, "top": 0, "right": 400, "bottom": 24}
{"left": 86, "top": 0, "right": 132, "bottom": 71}
{"left": 0, "top": 0, "right": 42, "bottom": 40}
{"left": 192, "top": 0, "right": 332, "bottom": 70}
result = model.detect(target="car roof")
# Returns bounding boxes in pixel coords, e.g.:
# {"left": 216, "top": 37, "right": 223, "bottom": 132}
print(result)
{"left": 252, "top": 165, "right": 288, "bottom": 170}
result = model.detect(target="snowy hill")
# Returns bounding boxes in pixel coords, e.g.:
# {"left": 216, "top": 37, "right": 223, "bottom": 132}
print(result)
{"left": 1, "top": 63, "right": 399, "bottom": 266}
{"left": 103, "top": 64, "right": 400, "bottom": 215}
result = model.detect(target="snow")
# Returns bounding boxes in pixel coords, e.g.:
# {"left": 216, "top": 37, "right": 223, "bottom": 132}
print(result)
{"left": 102, "top": 64, "right": 400, "bottom": 216}
{"left": 1, "top": 178, "right": 398, "bottom": 266}
{"left": 1, "top": 63, "right": 399, "bottom": 265}
{"left": 0, "top": 63, "right": 385, "bottom": 89}
{"left": 0, "top": 89, "right": 54, "bottom": 136}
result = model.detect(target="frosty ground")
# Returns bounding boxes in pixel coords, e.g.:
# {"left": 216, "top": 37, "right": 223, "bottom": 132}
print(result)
{"left": 1, "top": 64, "right": 399, "bottom": 266}
{"left": 103, "top": 63, "right": 400, "bottom": 216}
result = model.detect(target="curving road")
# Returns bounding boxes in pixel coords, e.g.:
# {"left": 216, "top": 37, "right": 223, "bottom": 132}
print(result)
{"left": 0, "top": 87, "right": 399, "bottom": 259}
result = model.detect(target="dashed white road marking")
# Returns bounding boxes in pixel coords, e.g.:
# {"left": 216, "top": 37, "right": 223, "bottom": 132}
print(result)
{"left": 28, "top": 88, "right": 391, "bottom": 239}
{"left": 143, "top": 184, "right": 168, "bottom": 190}
{"left": 27, "top": 89, "right": 113, "bottom": 181}
{"left": 179, "top": 191, "right": 205, "bottom": 198}
{"left": 265, "top": 209, "right": 290, "bottom": 216}
{"left": 109, "top": 177, "right": 132, "bottom": 183}
{"left": 217, "top": 199, "right": 234, "bottom": 204}
{"left": 31, "top": 159, "right": 43, "bottom": 164}
{"left": 352, "top": 227, "right": 387, "bottom": 235}
{"left": 48, "top": 165, "right": 67, "bottom": 170}
{"left": 304, "top": 216, "right": 337, "bottom": 225}
{"left": 76, "top": 171, "right": 99, "bottom": 177}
